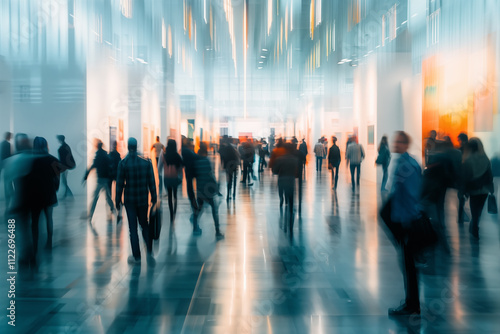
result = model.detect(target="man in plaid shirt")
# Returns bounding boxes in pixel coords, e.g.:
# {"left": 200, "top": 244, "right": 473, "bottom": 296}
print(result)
{"left": 116, "top": 138, "right": 157, "bottom": 266}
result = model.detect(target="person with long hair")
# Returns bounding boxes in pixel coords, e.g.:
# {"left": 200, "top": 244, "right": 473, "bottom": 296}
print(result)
{"left": 29, "top": 137, "right": 61, "bottom": 253}
{"left": 159, "top": 139, "right": 183, "bottom": 223}
{"left": 376, "top": 136, "right": 391, "bottom": 191}
{"left": 461, "top": 137, "right": 494, "bottom": 239}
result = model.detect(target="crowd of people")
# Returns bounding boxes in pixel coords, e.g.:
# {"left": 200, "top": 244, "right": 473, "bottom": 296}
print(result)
{"left": 1, "top": 129, "right": 499, "bottom": 319}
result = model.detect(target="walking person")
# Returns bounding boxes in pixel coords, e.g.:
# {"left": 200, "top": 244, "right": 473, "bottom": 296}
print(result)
{"left": 272, "top": 143, "right": 298, "bottom": 231}
{"left": 314, "top": 139, "right": 327, "bottom": 173}
{"left": 116, "top": 138, "right": 157, "bottom": 266}
{"left": 193, "top": 142, "right": 224, "bottom": 239}
{"left": 1, "top": 132, "right": 13, "bottom": 213}
{"left": 182, "top": 137, "right": 198, "bottom": 213}
{"left": 457, "top": 132, "right": 469, "bottom": 224}
{"left": 376, "top": 136, "right": 391, "bottom": 192}
{"left": 29, "top": 137, "right": 61, "bottom": 253}
{"left": 84, "top": 140, "right": 115, "bottom": 222}
{"left": 220, "top": 137, "right": 240, "bottom": 201}
{"left": 461, "top": 138, "right": 494, "bottom": 239}
{"left": 151, "top": 136, "right": 165, "bottom": 194}
{"left": 387, "top": 131, "right": 422, "bottom": 316}
{"left": 328, "top": 136, "right": 341, "bottom": 190}
{"left": 158, "top": 139, "right": 183, "bottom": 224}
{"left": 299, "top": 139, "right": 308, "bottom": 175}
{"left": 57, "top": 135, "right": 76, "bottom": 199}
{"left": 258, "top": 139, "right": 269, "bottom": 172}
{"left": 109, "top": 141, "right": 123, "bottom": 223}
{"left": 346, "top": 136, "right": 365, "bottom": 191}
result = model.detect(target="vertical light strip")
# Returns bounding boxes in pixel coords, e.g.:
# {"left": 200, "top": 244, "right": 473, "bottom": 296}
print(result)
{"left": 162, "top": 19, "right": 166, "bottom": 48}
{"left": 244, "top": 0, "right": 247, "bottom": 119}
{"left": 204, "top": 0, "right": 207, "bottom": 24}
{"left": 310, "top": 0, "right": 315, "bottom": 39}
{"left": 290, "top": 0, "right": 293, "bottom": 31}
{"left": 268, "top": 0, "right": 272, "bottom": 35}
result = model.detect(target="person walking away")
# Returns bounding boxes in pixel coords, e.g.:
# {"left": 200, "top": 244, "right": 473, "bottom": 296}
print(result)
{"left": 151, "top": 136, "right": 165, "bottom": 194}
{"left": 28, "top": 137, "right": 61, "bottom": 253}
{"left": 272, "top": 143, "right": 298, "bottom": 231}
{"left": 159, "top": 139, "right": 183, "bottom": 224}
{"left": 84, "top": 140, "right": 115, "bottom": 223}
{"left": 346, "top": 136, "right": 365, "bottom": 191}
{"left": 314, "top": 139, "right": 327, "bottom": 173}
{"left": 387, "top": 131, "right": 422, "bottom": 316}
{"left": 457, "top": 132, "right": 469, "bottom": 224}
{"left": 299, "top": 139, "right": 308, "bottom": 176}
{"left": 193, "top": 142, "right": 224, "bottom": 239}
{"left": 292, "top": 144, "right": 306, "bottom": 215}
{"left": 376, "top": 136, "right": 391, "bottom": 192}
{"left": 57, "top": 135, "right": 76, "bottom": 199}
{"left": 328, "top": 136, "right": 341, "bottom": 190}
{"left": 182, "top": 137, "right": 198, "bottom": 213}
{"left": 109, "top": 141, "right": 122, "bottom": 223}
{"left": 1, "top": 132, "right": 13, "bottom": 213}
{"left": 258, "top": 139, "right": 269, "bottom": 172}
{"left": 461, "top": 138, "right": 494, "bottom": 239}
{"left": 220, "top": 138, "right": 240, "bottom": 200}
{"left": 116, "top": 138, "right": 157, "bottom": 266}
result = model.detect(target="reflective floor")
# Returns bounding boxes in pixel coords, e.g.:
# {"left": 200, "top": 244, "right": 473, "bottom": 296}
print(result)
{"left": 2, "top": 163, "right": 500, "bottom": 333}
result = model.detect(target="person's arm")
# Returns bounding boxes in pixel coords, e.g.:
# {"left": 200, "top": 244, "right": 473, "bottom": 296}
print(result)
{"left": 361, "top": 145, "right": 365, "bottom": 161}
{"left": 115, "top": 161, "right": 125, "bottom": 209}
{"left": 147, "top": 161, "right": 157, "bottom": 204}
{"left": 83, "top": 156, "right": 96, "bottom": 181}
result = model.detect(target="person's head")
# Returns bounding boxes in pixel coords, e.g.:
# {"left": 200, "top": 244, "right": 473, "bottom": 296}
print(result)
{"left": 166, "top": 139, "right": 177, "bottom": 154}
{"left": 198, "top": 142, "right": 208, "bottom": 156}
{"left": 128, "top": 137, "right": 138, "bottom": 152}
{"left": 429, "top": 130, "right": 437, "bottom": 139}
{"left": 352, "top": 136, "right": 358, "bottom": 144}
{"left": 442, "top": 136, "right": 453, "bottom": 149}
{"left": 380, "top": 135, "right": 388, "bottom": 146}
{"left": 463, "top": 137, "right": 485, "bottom": 159}
{"left": 332, "top": 136, "right": 337, "bottom": 144}
{"left": 4, "top": 132, "right": 12, "bottom": 141}
{"left": 458, "top": 132, "right": 468, "bottom": 146}
{"left": 302, "top": 138, "right": 305, "bottom": 143}
{"left": 56, "top": 135, "right": 65, "bottom": 144}
{"left": 156, "top": 136, "right": 160, "bottom": 142}
{"left": 393, "top": 131, "right": 411, "bottom": 154}
{"left": 96, "top": 140, "right": 103, "bottom": 150}
{"left": 318, "top": 139, "right": 321, "bottom": 143}
{"left": 15, "top": 133, "right": 31, "bottom": 152}
{"left": 112, "top": 141, "right": 118, "bottom": 150}
{"left": 33, "top": 136, "right": 49, "bottom": 154}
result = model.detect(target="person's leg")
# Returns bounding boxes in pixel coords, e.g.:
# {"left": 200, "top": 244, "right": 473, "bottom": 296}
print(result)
{"left": 186, "top": 176, "right": 197, "bottom": 211}
{"left": 167, "top": 185, "right": 174, "bottom": 222}
{"left": 31, "top": 208, "right": 42, "bottom": 255}
{"left": 88, "top": 181, "right": 104, "bottom": 220}
{"left": 469, "top": 194, "right": 488, "bottom": 238}
{"left": 60, "top": 171, "right": 68, "bottom": 195}
{"left": 334, "top": 165, "right": 339, "bottom": 188}
{"left": 64, "top": 171, "right": 73, "bottom": 197}
{"left": 173, "top": 184, "right": 178, "bottom": 216}
{"left": 137, "top": 205, "right": 152, "bottom": 255}
{"left": 124, "top": 205, "right": 141, "bottom": 259}
{"left": 208, "top": 197, "right": 221, "bottom": 234}
{"left": 242, "top": 162, "right": 248, "bottom": 184}
{"left": 316, "top": 157, "right": 319, "bottom": 171}
{"left": 402, "top": 243, "right": 420, "bottom": 310}
{"left": 232, "top": 169, "right": 237, "bottom": 197}
{"left": 458, "top": 191, "right": 465, "bottom": 224}
{"left": 226, "top": 169, "right": 232, "bottom": 199}
{"left": 356, "top": 164, "right": 361, "bottom": 186}
{"left": 279, "top": 184, "right": 284, "bottom": 207}
{"left": 193, "top": 198, "right": 204, "bottom": 233}
{"left": 381, "top": 165, "right": 388, "bottom": 191}
{"left": 44, "top": 206, "right": 54, "bottom": 248}
{"left": 103, "top": 179, "right": 115, "bottom": 212}
{"left": 319, "top": 157, "right": 323, "bottom": 172}
{"left": 350, "top": 164, "right": 355, "bottom": 189}
{"left": 297, "top": 177, "right": 303, "bottom": 214}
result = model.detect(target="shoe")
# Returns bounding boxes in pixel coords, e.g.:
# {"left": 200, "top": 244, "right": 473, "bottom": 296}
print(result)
{"left": 147, "top": 255, "right": 156, "bottom": 267}
{"left": 193, "top": 227, "right": 202, "bottom": 235}
{"left": 388, "top": 304, "right": 420, "bottom": 316}
{"left": 216, "top": 231, "right": 225, "bottom": 240}
{"left": 248, "top": 183, "right": 254, "bottom": 186}
{"left": 127, "top": 256, "right": 141, "bottom": 265}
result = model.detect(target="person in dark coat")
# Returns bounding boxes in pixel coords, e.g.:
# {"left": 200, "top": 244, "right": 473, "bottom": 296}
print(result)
{"left": 292, "top": 144, "right": 306, "bottom": 215}
{"left": 84, "top": 140, "right": 115, "bottom": 222}
{"left": 220, "top": 137, "right": 240, "bottom": 200}
{"left": 273, "top": 143, "right": 298, "bottom": 231}
{"left": 328, "top": 136, "right": 342, "bottom": 190}
{"left": 29, "top": 137, "right": 61, "bottom": 253}
{"left": 375, "top": 136, "right": 391, "bottom": 192}
{"left": 158, "top": 139, "right": 183, "bottom": 223}
{"left": 182, "top": 137, "right": 198, "bottom": 212}
{"left": 299, "top": 139, "right": 308, "bottom": 176}
{"left": 1, "top": 132, "right": 13, "bottom": 213}
{"left": 57, "top": 135, "right": 75, "bottom": 198}
{"left": 258, "top": 139, "right": 269, "bottom": 173}
{"left": 108, "top": 141, "right": 122, "bottom": 223}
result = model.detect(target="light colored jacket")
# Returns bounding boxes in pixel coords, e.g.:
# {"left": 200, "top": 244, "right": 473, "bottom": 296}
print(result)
{"left": 314, "top": 143, "right": 326, "bottom": 158}
{"left": 346, "top": 143, "right": 365, "bottom": 165}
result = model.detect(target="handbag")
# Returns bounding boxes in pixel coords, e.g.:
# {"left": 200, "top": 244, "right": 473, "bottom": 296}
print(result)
{"left": 488, "top": 194, "right": 498, "bottom": 214}
{"left": 149, "top": 203, "right": 162, "bottom": 240}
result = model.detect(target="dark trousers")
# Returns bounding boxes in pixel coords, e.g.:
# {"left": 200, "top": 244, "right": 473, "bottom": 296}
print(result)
{"left": 31, "top": 206, "right": 54, "bottom": 254}
{"left": 350, "top": 164, "right": 361, "bottom": 187}
{"left": 331, "top": 165, "right": 339, "bottom": 188}
{"left": 186, "top": 175, "right": 198, "bottom": 211}
{"left": 193, "top": 197, "right": 220, "bottom": 231}
{"left": 316, "top": 157, "right": 323, "bottom": 172}
{"left": 226, "top": 168, "right": 237, "bottom": 197}
{"left": 259, "top": 156, "right": 267, "bottom": 171}
{"left": 402, "top": 242, "right": 419, "bottom": 309}
{"left": 61, "top": 170, "right": 73, "bottom": 197}
{"left": 242, "top": 161, "right": 253, "bottom": 183}
{"left": 164, "top": 179, "right": 179, "bottom": 222}
{"left": 279, "top": 178, "right": 295, "bottom": 231}
{"left": 124, "top": 204, "right": 151, "bottom": 259}
{"left": 470, "top": 194, "right": 488, "bottom": 234}
{"left": 381, "top": 164, "right": 389, "bottom": 191}
{"left": 297, "top": 176, "right": 303, "bottom": 213}
{"left": 458, "top": 191, "right": 467, "bottom": 223}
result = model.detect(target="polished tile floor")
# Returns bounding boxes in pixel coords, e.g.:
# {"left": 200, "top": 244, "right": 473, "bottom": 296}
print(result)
{"left": 1, "top": 161, "right": 500, "bottom": 333}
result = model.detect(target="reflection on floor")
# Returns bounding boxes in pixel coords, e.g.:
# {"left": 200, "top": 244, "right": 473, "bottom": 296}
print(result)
{"left": 1, "top": 164, "right": 500, "bottom": 333}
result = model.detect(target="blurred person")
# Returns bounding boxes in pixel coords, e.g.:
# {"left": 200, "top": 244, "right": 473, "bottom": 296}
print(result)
{"left": 158, "top": 139, "right": 183, "bottom": 223}
{"left": 193, "top": 142, "right": 224, "bottom": 239}
{"left": 376, "top": 136, "right": 391, "bottom": 192}
{"left": 29, "top": 137, "right": 61, "bottom": 253}
{"left": 1, "top": 132, "right": 13, "bottom": 213}
{"left": 84, "top": 140, "right": 115, "bottom": 222}
{"left": 424, "top": 130, "right": 438, "bottom": 165}
{"left": 258, "top": 139, "right": 269, "bottom": 172}
{"left": 57, "top": 135, "right": 76, "bottom": 199}
{"left": 220, "top": 137, "right": 240, "bottom": 200}
{"left": 461, "top": 138, "right": 494, "bottom": 239}
{"left": 346, "top": 136, "right": 365, "bottom": 191}
{"left": 299, "top": 139, "right": 308, "bottom": 175}
{"left": 241, "top": 138, "right": 255, "bottom": 186}
{"left": 492, "top": 152, "right": 500, "bottom": 211}
{"left": 328, "top": 136, "right": 341, "bottom": 190}
{"left": 151, "top": 136, "right": 164, "bottom": 165}
{"left": 272, "top": 143, "right": 298, "bottom": 230}
{"left": 387, "top": 131, "right": 422, "bottom": 316}
{"left": 314, "top": 139, "right": 327, "bottom": 173}
{"left": 109, "top": 141, "right": 122, "bottom": 223}
{"left": 292, "top": 143, "right": 306, "bottom": 215}
{"left": 457, "top": 132, "right": 470, "bottom": 224}
{"left": 269, "top": 138, "right": 286, "bottom": 169}
{"left": 116, "top": 138, "right": 157, "bottom": 266}
{"left": 182, "top": 137, "right": 198, "bottom": 213}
